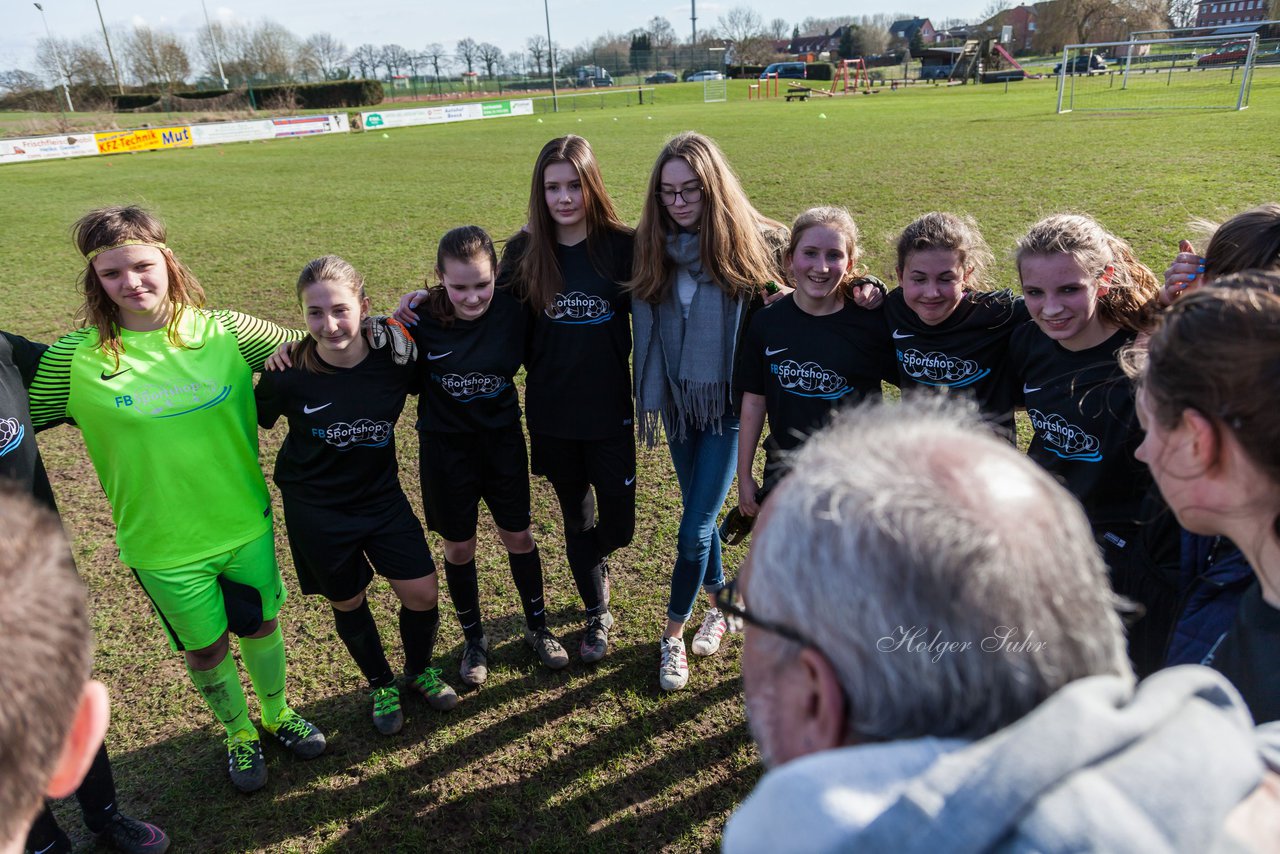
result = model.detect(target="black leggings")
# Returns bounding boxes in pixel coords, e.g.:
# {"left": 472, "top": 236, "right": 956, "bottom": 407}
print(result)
{"left": 26, "top": 743, "right": 118, "bottom": 847}
{"left": 552, "top": 479, "right": 634, "bottom": 612}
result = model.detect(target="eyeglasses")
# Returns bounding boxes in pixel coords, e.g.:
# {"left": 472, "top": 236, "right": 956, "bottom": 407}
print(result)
{"left": 714, "top": 577, "right": 815, "bottom": 648}
{"left": 655, "top": 186, "right": 704, "bottom": 206}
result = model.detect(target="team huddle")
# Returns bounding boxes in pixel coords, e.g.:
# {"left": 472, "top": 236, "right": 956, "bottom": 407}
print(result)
{"left": 3, "top": 127, "right": 1280, "bottom": 851}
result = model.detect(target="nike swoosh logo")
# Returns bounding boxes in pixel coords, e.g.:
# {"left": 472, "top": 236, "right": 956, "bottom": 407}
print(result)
{"left": 426, "top": 351, "right": 453, "bottom": 361}
{"left": 302, "top": 403, "right": 333, "bottom": 414}
{"left": 624, "top": 476, "right": 636, "bottom": 486}
{"left": 764, "top": 347, "right": 787, "bottom": 356}
{"left": 100, "top": 368, "right": 133, "bottom": 380}
{"left": 1023, "top": 385, "right": 1042, "bottom": 394}
{"left": 892, "top": 330, "right": 914, "bottom": 340}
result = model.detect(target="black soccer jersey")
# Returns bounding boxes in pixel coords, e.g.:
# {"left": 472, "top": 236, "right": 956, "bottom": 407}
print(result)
{"left": 255, "top": 344, "right": 414, "bottom": 509}
{"left": 885, "top": 288, "right": 1030, "bottom": 435}
{"left": 1008, "top": 325, "right": 1148, "bottom": 527}
{"left": 736, "top": 295, "right": 898, "bottom": 455}
{"left": 411, "top": 287, "right": 524, "bottom": 433}
{"left": 1212, "top": 582, "right": 1280, "bottom": 725}
{"left": 0, "top": 331, "right": 56, "bottom": 510}
{"left": 501, "top": 230, "right": 634, "bottom": 441}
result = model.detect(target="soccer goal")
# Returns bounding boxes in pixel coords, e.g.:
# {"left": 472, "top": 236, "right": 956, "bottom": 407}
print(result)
{"left": 1056, "top": 33, "right": 1259, "bottom": 114}
{"left": 703, "top": 77, "right": 728, "bottom": 103}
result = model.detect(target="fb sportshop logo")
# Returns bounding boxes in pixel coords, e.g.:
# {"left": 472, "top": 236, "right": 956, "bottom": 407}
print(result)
{"left": 545, "top": 292, "right": 613, "bottom": 325}
{"left": 1027, "top": 409, "right": 1102, "bottom": 461}
{"left": 434, "top": 372, "right": 509, "bottom": 402}
{"left": 112, "top": 379, "right": 231, "bottom": 418}
{"left": 0, "top": 417, "right": 24, "bottom": 457}
{"left": 897, "top": 348, "right": 988, "bottom": 388}
{"left": 771, "top": 360, "right": 848, "bottom": 400}
{"left": 311, "top": 419, "right": 393, "bottom": 449}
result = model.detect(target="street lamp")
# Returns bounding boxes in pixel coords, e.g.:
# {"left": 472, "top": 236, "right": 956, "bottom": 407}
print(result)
{"left": 92, "top": 0, "right": 124, "bottom": 94}
{"left": 544, "top": 0, "right": 558, "bottom": 113}
{"left": 33, "top": 2, "right": 74, "bottom": 113}
{"left": 201, "top": 0, "right": 230, "bottom": 90}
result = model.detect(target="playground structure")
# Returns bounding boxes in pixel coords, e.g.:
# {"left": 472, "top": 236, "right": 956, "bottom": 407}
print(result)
{"left": 749, "top": 73, "right": 779, "bottom": 100}
{"left": 948, "top": 39, "right": 1027, "bottom": 84}
{"left": 832, "top": 59, "right": 872, "bottom": 95}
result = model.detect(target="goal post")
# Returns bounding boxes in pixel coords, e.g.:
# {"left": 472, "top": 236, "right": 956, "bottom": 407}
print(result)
{"left": 1056, "top": 33, "right": 1259, "bottom": 114}
{"left": 703, "top": 77, "right": 728, "bottom": 103}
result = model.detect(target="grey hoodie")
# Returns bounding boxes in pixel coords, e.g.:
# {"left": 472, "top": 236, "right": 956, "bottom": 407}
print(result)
{"left": 724, "top": 666, "right": 1280, "bottom": 853}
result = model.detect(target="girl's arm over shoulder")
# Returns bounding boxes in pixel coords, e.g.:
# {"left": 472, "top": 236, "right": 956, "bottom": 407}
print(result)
{"left": 212, "top": 309, "right": 305, "bottom": 373}
{"left": 2, "top": 331, "right": 49, "bottom": 388}
{"left": 27, "top": 330, "right": 91, "bottom": 430}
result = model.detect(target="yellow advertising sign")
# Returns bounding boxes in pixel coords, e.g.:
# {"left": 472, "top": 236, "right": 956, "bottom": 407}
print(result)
{"left": 94, "top": 126, "right": 193, "bottom": 155}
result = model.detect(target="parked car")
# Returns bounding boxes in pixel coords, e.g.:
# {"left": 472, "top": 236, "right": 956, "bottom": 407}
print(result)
{"left": 687, "top": 70, "right": 725, "bottom": 82}
{"left": 573, "top": 65, "right": 613, "bottom": 87}
{"left": 761, "top": 61, "right": 806, "bottom": 79}
{"left": 1197, "top": 41, "right": 1253, "bottom": 66}
{"left": 1053, "top": 54, "right": 1108, "bottom": 75}
{"left": 645, "top": 71, "right": 678, "bottom": 84}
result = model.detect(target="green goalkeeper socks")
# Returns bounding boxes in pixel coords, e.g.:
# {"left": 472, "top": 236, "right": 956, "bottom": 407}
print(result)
{"left": 239, "top": 625, "right": 289, "bottom": 728}
{"left": 187, "top": 651, "right": 253, "bottom": 739}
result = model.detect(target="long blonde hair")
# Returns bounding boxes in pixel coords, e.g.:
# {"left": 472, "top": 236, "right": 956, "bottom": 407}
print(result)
{"left": 73, "top": 206, "right": 206, "bottom": 365}
{"left": 294, "top": 255, "right": 368, "bottom": 374}
{"left": 1015, "top": 213, "right": 1160, "bottom": 334}
{"left": 627, "top": 131, "right": 785, "bottom": 304}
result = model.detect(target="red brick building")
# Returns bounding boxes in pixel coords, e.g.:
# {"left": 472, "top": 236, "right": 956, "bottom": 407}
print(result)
{"left": 1195, "top": 0, "right": 1271, "bottom": 27}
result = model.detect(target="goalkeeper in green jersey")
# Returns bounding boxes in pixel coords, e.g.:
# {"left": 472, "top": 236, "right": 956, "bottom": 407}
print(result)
{"left": 28, "top": 206, "right": 328, "bottom": 794}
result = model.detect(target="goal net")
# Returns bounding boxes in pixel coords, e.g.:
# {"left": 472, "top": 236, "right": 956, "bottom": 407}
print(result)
{"left": 703, "top": 77, "right": 728, "bottom": 103}
{"left": 1056, "top": 33, "right": 1263, "bottom": 113}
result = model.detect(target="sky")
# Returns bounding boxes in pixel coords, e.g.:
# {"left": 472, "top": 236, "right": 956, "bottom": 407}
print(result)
{"left": 4, "top": 0, "right": 988, "bottom": 74}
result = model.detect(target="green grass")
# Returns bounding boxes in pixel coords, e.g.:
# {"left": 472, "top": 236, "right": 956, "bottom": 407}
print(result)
{"left": 3, "top": 73, "right": 1279, "bottom": 852}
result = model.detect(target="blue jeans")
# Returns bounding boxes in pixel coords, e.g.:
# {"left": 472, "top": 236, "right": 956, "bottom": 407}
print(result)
{"left": 666, "top": 417, "right": 740, "bottom": 622}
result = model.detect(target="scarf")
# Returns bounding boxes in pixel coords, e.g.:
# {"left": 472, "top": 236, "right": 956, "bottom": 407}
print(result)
{"left": 633, "top": 232, "right": 744, "bottom": 446}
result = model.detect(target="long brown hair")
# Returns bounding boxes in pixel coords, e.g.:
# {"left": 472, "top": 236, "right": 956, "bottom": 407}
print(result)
{"left": 628, "top": 131, "right": 785, "bottom": 304}
{"left": 1199, "top": 203, "right": 1280, "bottom": 280}
{"left": 1015, "top": 213, "right": 1160, "bottom": 334}
{"left": 507, "top": 135, "right": 632, "bottom": 312}
{"left": 73, "top": 205, "right": 206, "bottom": 364}
{"left": 786, "top": 207, "right": 867, "bottom": 302}
{"left": 294, "top": 255, "right": 368, "bottom": 374}
{"left": 420, "top": 225, "right": 498, "bottom": 326}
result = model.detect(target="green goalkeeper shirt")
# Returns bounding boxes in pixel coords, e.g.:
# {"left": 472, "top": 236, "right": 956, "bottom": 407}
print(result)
{"left": 28, "top": 308, "right": 300, "bottom": 570}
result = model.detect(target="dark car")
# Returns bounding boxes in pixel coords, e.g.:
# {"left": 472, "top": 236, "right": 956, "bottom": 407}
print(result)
{"left": 761, "top": 61, "right": 806, "bottom": 80}
{"left": 645, "top": 71, "right": 678, "bottom": 84}
{"left": 1054, "top": 54, "right": 1108, "bottom": 75}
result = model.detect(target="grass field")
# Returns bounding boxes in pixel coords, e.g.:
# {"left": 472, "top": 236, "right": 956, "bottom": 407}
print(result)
{"left": 3, "top": 74, "right": 1279, "bottom": 852}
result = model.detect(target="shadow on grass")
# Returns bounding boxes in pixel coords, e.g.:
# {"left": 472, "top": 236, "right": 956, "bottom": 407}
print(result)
{"left": 85, "top": 637, "right": 757, "bottom": 852}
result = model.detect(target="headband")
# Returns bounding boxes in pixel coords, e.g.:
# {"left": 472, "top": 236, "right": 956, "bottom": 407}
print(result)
{"left": 85, "top": 239, "right": 168, "bottom": 262}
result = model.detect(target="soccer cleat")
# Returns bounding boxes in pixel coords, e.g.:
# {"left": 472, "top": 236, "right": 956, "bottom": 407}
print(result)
{"left": 371, "top": 684, "right": 404, "bottom": 735}
{"left": 579, "top": 611, "right": 614, "bottom": 663}
{"left": 264, "top": 708, "right": 327, "bottom": 760}
{"left": 96, "top": 813, "right": 170, "bottom": 854}
{"left": 659, "top": 636, "right": 689, "bottom": 692}
{"left": 225, "top": 731, "right": 267, "bottom": 793}
{"left": 407, "top": 667, "right": 460, "bottom": 711}
{"left": 459, "top": 635, "right": 490, "bottom": 687}
{"left": 524, "top": 626, "right": 570, "bottom": 670}
{"left": 691, "top": 608, "right": 729, "bottom": 657}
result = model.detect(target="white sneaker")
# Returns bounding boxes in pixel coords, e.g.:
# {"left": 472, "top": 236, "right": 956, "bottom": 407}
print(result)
{"left": 659, "top": 636, "right": 689, "bottom": 691}
{"left": 691, "top": 608, "right": 728, "bottom": 657}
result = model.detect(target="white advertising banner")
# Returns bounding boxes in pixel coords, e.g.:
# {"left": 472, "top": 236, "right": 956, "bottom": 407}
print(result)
{"left": 0, "top": 133, "right": 99, "bottom": 164}
{"left": 190, "top": 114, "right": 350, "bottom": 146}
{"left": 359, "top": 99, "right": 533, "bottom": 130}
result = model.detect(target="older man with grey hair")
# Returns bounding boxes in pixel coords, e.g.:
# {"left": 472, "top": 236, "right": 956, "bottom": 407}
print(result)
{"left": 722, "top": 398, "right": 1280, "bottom": 853}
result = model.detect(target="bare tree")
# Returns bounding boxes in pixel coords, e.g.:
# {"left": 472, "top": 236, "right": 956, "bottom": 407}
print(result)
{"left": 0, "top": 68, "right": 44, "bottom": 94}
{"left": 767, "top": 17, "right": 791, "bottom": 40}
{"left": 300, "top": 33, "right": 347, "bottom": 81}
{"left": 648, "top": 15, "right": 677, "bottom": 48}
{"left": 35, "top": 37, "right": 75, "bottom": 89}
{"left": 1165, "top": 0, "right": 1197, "bottom": 28}
{"left": 350, "top": 43, "right": 381, "bottom": 79}
{"left": 719, "top": 6, "right": 771, "bottom": 64}
{"left": 477, "top": 42, "right": 503, "bottom": 78}
{"left": 527, "top": 35, "right": 548, "bottom": 75}
{"left": 423, "top": 43, "right": 450, "bottom": 80}
{"left": 382, "top": 44, "right": 412, "bottom": 80}
{"left": 243, "top": 20, "right": 297, "bottom": 83}
{"left": 456, "top": 38, "right": 479, "bottom": 74}
{"left": 123, "top": 26, "right": 190, "bottom": 90}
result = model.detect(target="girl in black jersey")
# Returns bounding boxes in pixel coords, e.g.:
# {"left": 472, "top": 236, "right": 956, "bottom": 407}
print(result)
{"left": 1009, "top": 213, "right": 1177, "bottom": 677}
{"left": 497, "top": 136, "right": 636, "bottom": 665}
{"left": 1129, "top": 276, "right": 1280, "bottom": 723}
{"left": 735, "top": 207, "right": 897, "bottom": 518}
{"left": 411, "top": 226, "right": 567, "bottom": 686}
{"left": 886, "top": 212, "right": 1028, "bottom": 437}
{"left": 256, "top": 256, "right": 458, "bottom": 736}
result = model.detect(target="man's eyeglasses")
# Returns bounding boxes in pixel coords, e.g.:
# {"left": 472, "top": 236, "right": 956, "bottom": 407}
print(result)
{"left": 655, "top": 186, "right": 704, "bottom": 206}
{"left": 714, "top": 577, "right": 815, "bottom": 648}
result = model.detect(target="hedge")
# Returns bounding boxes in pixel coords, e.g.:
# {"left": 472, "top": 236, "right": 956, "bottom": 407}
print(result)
{"left": 804, "top": 62, "right": 836, "bottom": 80}
{"left": 109, "top": 79, "right": 384, "bottom": 111}
{"left": 727, "top": 65, "right": 766, "bottom": 78}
